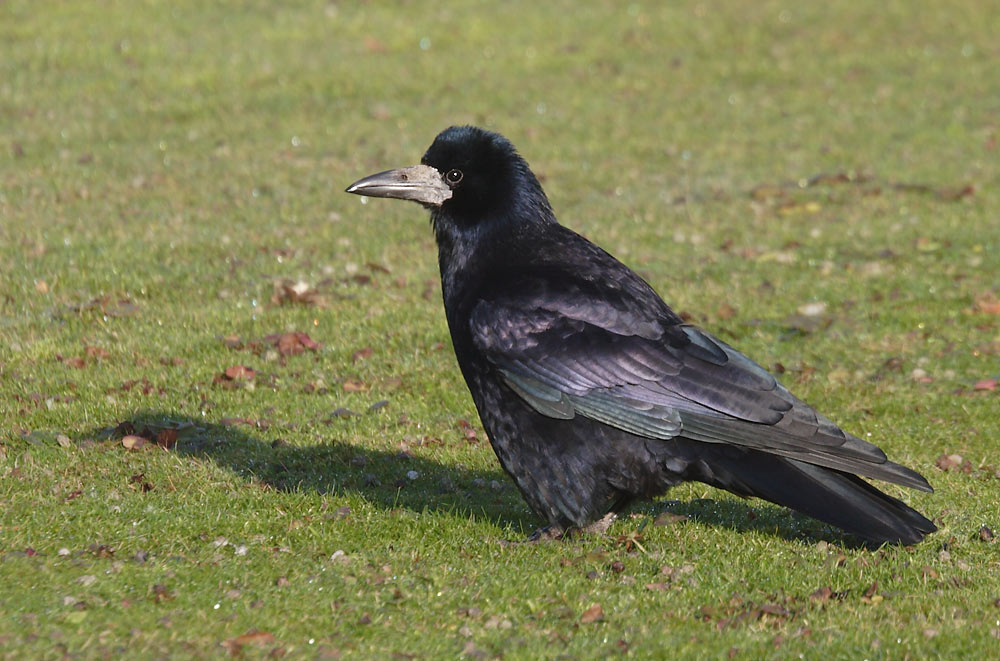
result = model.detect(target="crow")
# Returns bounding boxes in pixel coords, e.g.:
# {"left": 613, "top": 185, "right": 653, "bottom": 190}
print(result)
{"left": 346, "top": 125, "right": 935, "bottom": 545}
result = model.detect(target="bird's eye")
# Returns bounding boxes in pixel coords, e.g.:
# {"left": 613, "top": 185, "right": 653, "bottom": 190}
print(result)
{"left": 445, "top": 169, "right": 463, "bottom": 185}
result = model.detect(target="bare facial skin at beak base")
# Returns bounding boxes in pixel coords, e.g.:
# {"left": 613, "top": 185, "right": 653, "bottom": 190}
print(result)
{"left": 346, "top": 164, "right": 452, "bottom": 207}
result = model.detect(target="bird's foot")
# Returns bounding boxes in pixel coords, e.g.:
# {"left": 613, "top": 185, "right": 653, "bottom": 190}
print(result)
{"left": 527, "top": 512, "right": 619, "bottom": 542}
{"left": 528, "top": 525, "right": 565, "bottom": 542}
{"left": 580, "top": 511, "right": 618, "bottom": 535}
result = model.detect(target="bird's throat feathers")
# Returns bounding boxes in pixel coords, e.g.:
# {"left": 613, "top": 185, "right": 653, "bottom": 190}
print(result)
{"left": 430, "top": 168, "right": 555, "bottom": 283}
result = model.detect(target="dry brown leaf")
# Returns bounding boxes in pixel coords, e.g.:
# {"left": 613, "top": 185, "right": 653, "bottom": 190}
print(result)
{"left": 974, "top": 378, "right": 997, "bottom": 392}
{"left": 975, "top": 296, "right": 1000, "bottom": 315}
{"left": 122, "top": 435, "right": 148, "bottom": 450}
{"left": 151, "top": 584, "right": 173, "bottom": 603}
{"left": 936, "top": 453, "right": 972, "bottom": 473}
{"left": 352, "top": 346, "right": 375, "bottom": 362}
{"left": 457, "top": 419, "right": 479, "bottom": 443}
{"left": 156, "top": 428, "right": 178, "bottom": 449}
{"left": 580, "top": 603, "right": 604, "bottom": 623}
{"left": 222, "top": 630, "right": 276, "bottom": 656}
{"left": 85, "top": 346, "right": 110, "bottom": 360}
{"left": 255, "top": 331, "right": 321, "bottom": 358}
{"left": 224, "top": 365, "right": 255, "bottom": 381}
{"left": 271, "top": 279, "right": 328, "bottom": 307}
{"left": 810, "top": 586, "right": 833, "bottom": 603}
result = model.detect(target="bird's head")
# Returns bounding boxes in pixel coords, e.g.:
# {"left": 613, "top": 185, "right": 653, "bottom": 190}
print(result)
{"left": 346, "top": 126, "right": 553, "bottom": 235}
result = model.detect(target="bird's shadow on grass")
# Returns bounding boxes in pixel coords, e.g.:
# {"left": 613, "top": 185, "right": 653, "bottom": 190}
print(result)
{"left": 99, "top": 410, "right": 862, "bottom": 548}
{"left": 646, "top": 498, "right": 865, "bottom": 549}
{"left": 103, "top": 409, "right": 533, "bottom": 533}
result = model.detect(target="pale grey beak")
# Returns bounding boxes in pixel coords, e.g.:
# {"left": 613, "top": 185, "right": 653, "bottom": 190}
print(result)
{"left": 345, "top": 164, "right": 452, "bottom": 207}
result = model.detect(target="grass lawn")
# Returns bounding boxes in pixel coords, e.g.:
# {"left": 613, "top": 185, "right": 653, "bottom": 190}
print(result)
{"left": 2, "top": 0, "right": 998, "bottom": 657}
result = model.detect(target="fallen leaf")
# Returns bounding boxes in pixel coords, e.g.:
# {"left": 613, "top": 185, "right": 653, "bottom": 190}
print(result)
{"left": 809, "top": 586, "right": 833, "bottom": 603}
{"left": 156, "top": 428, "right": 178, "bottom": 449}
{"left": 457, "top": 419, "right": 479, "bottom": 443}
{"left": 934, "top": 185, "right": 974, "bottom": 201}
{"left": 85, "top": 346, "right": 110, "bottom": 360}
{"left": 936, "top": 453, "right": 972, "bottom": 473}
{"left": 580, "top": 603, "right": 604, "bottom": 623}
{"left": 122, "top": 435, "right": 148, "bottom": 450}
{"left": 716, "top": 303, "right": 737, "bottom": 320}
{"left": 760, "top": 603, "right": 789, "bottom": 617}
{"left": 974, "top": 379, "right": 997, "bottom": 392}
{"left": 915, "top": 236, "right": 941, "bottom": 252}
{"left": 273, "top": 331, "right": 320, "bottom": 357}
{"left": 271, "top": 279, "right": 328, "bottom": 307}
{"left": 222, "top": 630, "right": 276, "bottom": 656}
{"left": 89, "top": 544, "right": 114, "bottom": 558}
{"left": 352, "top": 346, "right": 374, "bottom": 362}
{"left": 366, "top": 261, "right": 391, "bottom": 274}
{"left": 343, "top": 380, "right": 367, "bottom": 392}
{"left": 224, "top": 365, "right": 255, "bottom": 381}
{"left": 797, "top": 301, "right": 828, "bottom": 316}
{"left": 975, "top": 297, "right": 1000, "bottom": 315}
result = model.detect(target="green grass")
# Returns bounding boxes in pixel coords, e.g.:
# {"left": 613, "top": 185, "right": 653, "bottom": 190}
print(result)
{"left": 2, "top": 0, "right": 999, "bottom": 657}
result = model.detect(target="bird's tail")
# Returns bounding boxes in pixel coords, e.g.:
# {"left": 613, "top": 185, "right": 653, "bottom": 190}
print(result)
{"left": 672, "top": 441, "right": 937, "bottom": 545}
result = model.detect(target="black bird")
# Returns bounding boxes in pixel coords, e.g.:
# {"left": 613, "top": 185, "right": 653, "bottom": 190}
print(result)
{"left": 346, "top": 126, "right": 935, "bottom": 545}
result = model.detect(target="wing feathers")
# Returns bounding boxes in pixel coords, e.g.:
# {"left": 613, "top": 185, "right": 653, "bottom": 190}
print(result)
{"left": 473, "top": 295, "right": 930, "bottom": 493}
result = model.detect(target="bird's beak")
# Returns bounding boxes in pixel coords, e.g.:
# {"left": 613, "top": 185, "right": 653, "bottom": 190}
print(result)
{"left": 345, "top": 164, "right": 452, "bottom": 207}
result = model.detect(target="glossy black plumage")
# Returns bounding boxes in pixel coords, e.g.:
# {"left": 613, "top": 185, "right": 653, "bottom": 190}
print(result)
{"left": 346, "top": 126, "right": 935, "bottom": 545}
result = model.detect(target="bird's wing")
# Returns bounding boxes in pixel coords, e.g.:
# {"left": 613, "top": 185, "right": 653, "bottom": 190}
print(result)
{"left": 470, "top": 294, "right": 932, "bottom": 492}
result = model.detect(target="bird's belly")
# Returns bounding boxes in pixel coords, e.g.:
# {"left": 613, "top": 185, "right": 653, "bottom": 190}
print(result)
{"left": 467, "top": 374, "right": 681, "bottom": 529}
